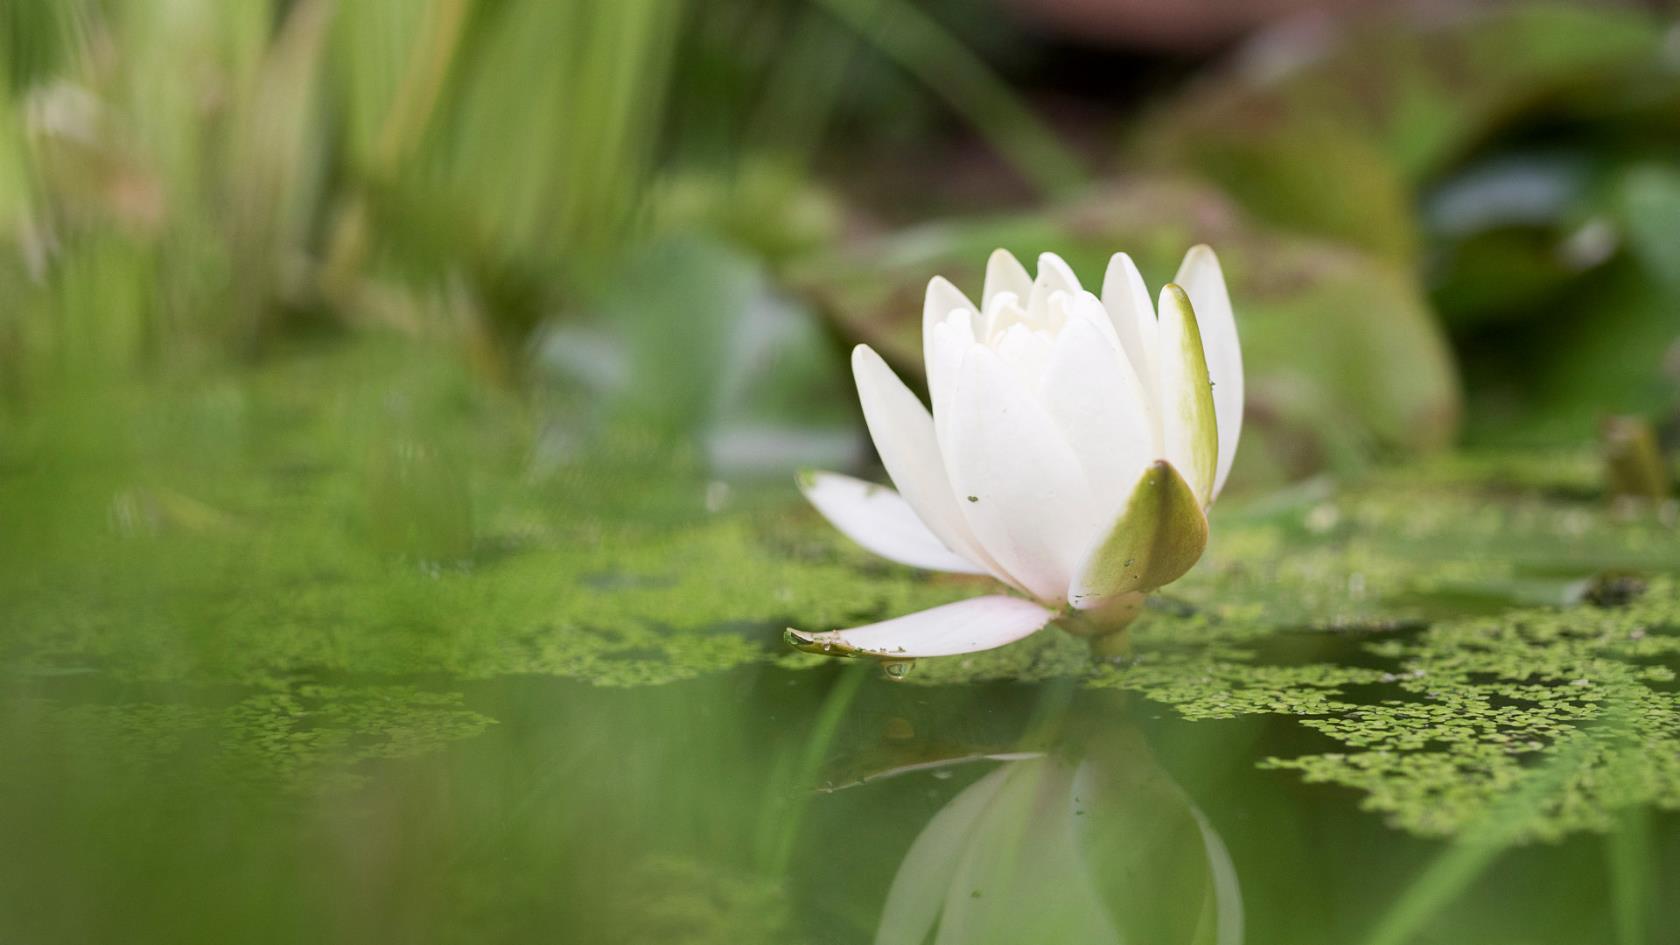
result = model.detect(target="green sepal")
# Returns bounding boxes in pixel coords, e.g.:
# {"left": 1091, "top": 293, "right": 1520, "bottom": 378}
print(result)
{"left": 1159, "top": 284, "right": 1219, "bottom": 505}
{"left": 1068, "top": 460, "right": 1209, "bottom": 608}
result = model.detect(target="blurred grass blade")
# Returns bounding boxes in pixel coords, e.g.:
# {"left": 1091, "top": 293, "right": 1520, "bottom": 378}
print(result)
{"left": 811, "top": 0, "right": 1085, "bottom": 197}
{"left": 749, "top": 6, "right": 857, "bottom": 172}
{"left": 225, "top": 0, "right": 333, "bottom": 341}
{"left": 334, "top": 0, "right": 470, "bottom": 174}
{"left": 441, "top": 0, "right": 684, "bottom": 273}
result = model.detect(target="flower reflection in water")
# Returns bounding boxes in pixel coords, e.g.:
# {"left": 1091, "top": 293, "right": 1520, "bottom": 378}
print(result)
{"left": 873, "top": 727, "right": 1242, "bottom": 945}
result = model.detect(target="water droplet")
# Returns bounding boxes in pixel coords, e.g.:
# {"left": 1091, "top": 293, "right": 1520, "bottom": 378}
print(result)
{"left": 881, "top": 659, "right": 914, "bottom": 681}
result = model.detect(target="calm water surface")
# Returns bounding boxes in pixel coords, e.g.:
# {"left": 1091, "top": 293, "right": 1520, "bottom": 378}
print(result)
{"left": 5, "top": 665, "right": 1667, "bottom": 944}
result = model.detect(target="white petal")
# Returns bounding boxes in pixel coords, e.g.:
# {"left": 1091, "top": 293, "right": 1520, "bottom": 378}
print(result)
{"left": 1155, "top": 286, "right": 1219, "bottom": 507}
{"left": 926, "top": 311, "right": 974, "bottom": 423}
{"left": 981, "top": 292, "right": 1028, "bottom": 341}
{"left": 1036, "top": 252, "right": 1082, "bottom": 292}
{"left": 1041, "top": 317, "right": 1154, "bottom": 521}
{"left": 1100, "top": 253, "right": 1160, "bottom": 436}
{"left": 1174, "top": 245, "right": 1243, "bottom": 501}
{"left": 947, "top": 347, "right": 1098, "bottom": 601}
{"left": 1060, "top": 287, "right": 1123, "bottom": 350}
{"left": 927, "top": 277, "right": 981, "bottom": 348}
{"left": 992, "top": 322, "right": 1054, "bottom": 393}
{"left": 982, "top": 249, "right": 1032, "bottom": 311}
{"left": 852, "top": 345, "right": 1018, "bottom": 587}
{"left": 785, "top": 595, "right": 1055, "bottom": 659}
{"left": 799, "top": 471, "right": 985, "bottom": 574}
{"left": 1027, "top": 252, "right": 1083, "bottom": 323}
{"left": 923, "top": 277, "right": 978, "bottom": 412}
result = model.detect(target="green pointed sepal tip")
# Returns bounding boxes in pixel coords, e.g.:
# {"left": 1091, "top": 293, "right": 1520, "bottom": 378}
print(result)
{"left": 1068, "top": 460, "right": 1209, "bottom": 608}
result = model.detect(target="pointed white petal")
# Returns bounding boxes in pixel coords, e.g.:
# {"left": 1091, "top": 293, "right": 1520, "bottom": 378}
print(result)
{"left": 923, "top": 276, "right": 977, "bottom": 352}
{"left": 923, "top": 277, "right": 978, "bottom": 412}
{"left": 799, "top": 471, "right": 985, "bottom": 574}
{"left": 1155, "top": 285, "right": 1219, "bottom": 507}
{"left": 1100, "top": 253, "right": 1160, "bottom": 431}
{"left": 1027, "top": 252, "right": 1083, "bottom": 322}
{"left": 1068, "top": 460, "right": 1209, "bottom": 609}
{"left": 1041, "top": 316, "right": 1154, "bottom": 521}
{"left": 1175, "top": 246, "right": 1243, "bottom": 501}
{"left": 1061, "top": 287, "right": 1123, "bottom": 350}
{"left": 947, "top": 347, "right": 1098, "bottom": 601}
{"left": 852, "top": 345, "right": 1019, "bottom": 588}
{"left": 784, "top": 595, "right": 1055, "bottom": 659}
{"left": 982, "top": 249, "right": 1033, "bottom": 311}
{"left": 926, "top": 311, "right": 974, "bottom": 423}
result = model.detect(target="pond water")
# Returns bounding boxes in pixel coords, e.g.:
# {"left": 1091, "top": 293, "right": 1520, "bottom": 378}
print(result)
{"left": 3, "top": 342, "right": 1678, "bottom": 944}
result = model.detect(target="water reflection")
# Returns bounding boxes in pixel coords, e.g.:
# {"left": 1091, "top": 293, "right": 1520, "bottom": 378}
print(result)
{"left": 854, "top": 712, "right": 1242, "bottom": 945}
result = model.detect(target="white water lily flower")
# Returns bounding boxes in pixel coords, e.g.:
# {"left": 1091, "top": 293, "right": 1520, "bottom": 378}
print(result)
{"left": 790, "top": 246, "right": 1242, "bottom": 659}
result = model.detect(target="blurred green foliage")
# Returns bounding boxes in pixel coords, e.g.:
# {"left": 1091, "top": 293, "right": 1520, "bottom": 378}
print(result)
{"left": 0, "top": 0, "right": 685, "bottom": 388}
{"left": 4, "top": 1, "right": 1676, "bottom": 476}
{"left": 1137, "top": 3, "right": 1666, "bottom": 259}
{"left": 1135, "top": 2, "right": 1680, "bottom": 449}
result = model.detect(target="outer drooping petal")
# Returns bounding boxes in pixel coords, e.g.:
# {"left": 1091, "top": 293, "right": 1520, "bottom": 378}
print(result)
{"left": 945, "top": 346, "right": 1098, "bottom": 601}
{"left": 784, "top": 595, "right": 1055, "bottom": 659}
{"left": 852, "top": 345, "right": 1014, "bottom": 586}
{"left": 1155, "top": 285, "right": 1220, "bottom": 507}
{"left": 1174, "top": 245, "right": 1243, "bottom": 501}
{"left": 1067, "top": 460, "right": 1209, "bottom": 611}
{"left": 799, "top": 471, "right": 985, "bottom": 574}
